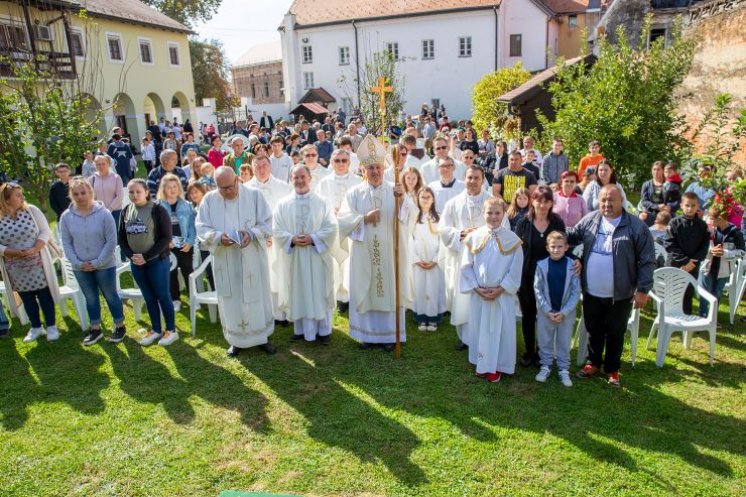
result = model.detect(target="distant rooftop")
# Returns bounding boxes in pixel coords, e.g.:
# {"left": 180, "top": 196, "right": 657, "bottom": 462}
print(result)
{"left": 233, "top": 41, "right": 283, "bottom": 68}
{"left": 72, "top": 0, "right": 192, "bottom": 34}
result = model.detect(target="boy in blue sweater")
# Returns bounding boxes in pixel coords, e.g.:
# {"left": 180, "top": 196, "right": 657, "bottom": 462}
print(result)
{"left": 533, "top": 231, "right": 581, "bottom": 387}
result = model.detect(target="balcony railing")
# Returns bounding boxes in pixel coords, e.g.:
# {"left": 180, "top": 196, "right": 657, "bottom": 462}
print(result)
{"left": 0, "top": 48, "right": 76, "bottom": 79}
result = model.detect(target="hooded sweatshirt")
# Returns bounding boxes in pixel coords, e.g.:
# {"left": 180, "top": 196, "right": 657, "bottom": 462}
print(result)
{"left": 59, "top": 201, "right": 118, "bottom": 270}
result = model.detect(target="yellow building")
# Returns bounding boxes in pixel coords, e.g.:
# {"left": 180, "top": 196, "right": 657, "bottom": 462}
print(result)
{"left": 0, "top": 0, "right": 196, "bottom": 142}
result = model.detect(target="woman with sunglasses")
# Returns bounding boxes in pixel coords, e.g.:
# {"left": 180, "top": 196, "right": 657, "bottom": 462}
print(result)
{"left": 0, "top": 182, "right": 61, "bottom": 342}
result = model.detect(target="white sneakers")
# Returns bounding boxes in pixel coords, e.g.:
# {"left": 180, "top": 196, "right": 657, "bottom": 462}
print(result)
{"left": 158, "top": 331, "right": 179, "bottom": 346}
{"left": 172, "top": 301, "right": 182, "bottom": 312}
{"left": 558, "top": 369, "right": 573, "bottom": 387}
{"left": 138, "top": 329, "right": 179, "bottom": 346}
{"left": 535, "top": 366, "right": 551, "bottom": 383}
{"left": 23, "top": 327, "right": 45, "bottom": 343}
{"left": 45, "top": 326, "right": 60, "bottom": 341}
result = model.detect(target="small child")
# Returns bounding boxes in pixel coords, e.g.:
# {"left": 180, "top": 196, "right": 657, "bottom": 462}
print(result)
{"left": 506, "top": 187, "right": 530, "bottom": 231}
{"left": 164, "top": 132, "right": 178, "bottom": 152}
{"left": 141, "top": 137, "right": 156, "bottom": 173}
{"left": 461, "top": 197, "right": 523, "bottom": 383}
{"left": 663, "top": 192, "right": 710, "bottom": 314}
{"left": 662, "top": 162, "right": 682, "bottom": 214}
{"left": 81, "top": 150, "right": 96, "bottom": 176}
{"left": 290, "top": 150, "right": 301, "bottom": 165}
{"left": 238, "top": 163, "right": 253, "bottom": 183}
{"left": 523, "top": 150, "right": 541, "bottom": 182}
{"left": 533, "top": 231, "right": 580, "bottom": 387}
{"left": 198, "top": 162, "right": 217, "bottom": 190}
{"left": 699, "top": 206, "right": 745, "bottom": 317}
{"left": 650, "top": 211, "right": 671, "bottom": 242}
{"left": 409, "top": 187, "right": 446, "bottom": 332}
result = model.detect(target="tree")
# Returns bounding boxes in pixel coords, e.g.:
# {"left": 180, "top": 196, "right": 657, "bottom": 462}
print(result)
{"left": 141, "top": 0, "right": 222, "bottom": 27}
{"left": 189, "top": 38, "right": 238, "bottom": 114}
{"left": 470, "top": 63, "right": 531, "bottom": 140}
{"left": 338, "top": 51, "right": 405, "bottom": 137}
{"left": 537, "top": 17, "right": 696, "bottom": 186}
{"left": 0, "top": 60, "right": 103, "bottom": 211}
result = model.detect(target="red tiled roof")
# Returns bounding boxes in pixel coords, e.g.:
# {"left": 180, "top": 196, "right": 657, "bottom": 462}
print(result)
{"left": 292, "top": 102, "right": 329, "bottom": 115}
{"left": 299, "top": 88, "right": 337, "bottom": 104}
{"left": 540, "top": 0, "right": 592, "bottom": 14}
{"left": 497, "top": 54, "right": 594, "bottom": 104}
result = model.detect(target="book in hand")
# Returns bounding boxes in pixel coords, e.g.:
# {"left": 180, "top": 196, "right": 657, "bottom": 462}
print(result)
{"left": 228, "top": 229, "right": 243, "bottom": 245}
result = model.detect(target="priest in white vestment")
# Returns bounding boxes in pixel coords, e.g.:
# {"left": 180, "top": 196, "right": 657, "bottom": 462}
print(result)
{"left": 420, "top": 136, "right": 466, "bottom": 184}
{"left": 427, "top": 156, "right": 465, "bottom": 214}
{"left": 338, "top": 135, "right": 412, "bottom": 351}
{"left": 273, "top": 165, "right": 338, "bottom": 342}
{"left": 314, "top": 149, "right": 362, "bottom": 311}
{"left": 460, "top": 198, "right": 523, "bottom": 382}
{"left": 301, "top": 144, "right": 331, "bottom": 186}
{"left": 439, "top": 166, "right": 508, "bottom": 350}
{"left": 196, "top": 167, "right": 276, "bottom": 357}
{"left": 247, "top": 155, "right": 292, "bottom": 320}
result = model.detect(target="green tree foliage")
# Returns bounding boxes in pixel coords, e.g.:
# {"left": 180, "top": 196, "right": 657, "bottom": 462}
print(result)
{"left": 141, "top": 0, "right": 222, "bottom": 27}
{"left": 0, "top": 61, "right": 102, "bottom": 211}
{"left": 538, "top": 17, "right": 696, "bottom": 185}
{"left": 189, "top": 38, "right": 238, "bottom": 113}
{"left": 470, "top": 63, "right": 531, "bottom": 139}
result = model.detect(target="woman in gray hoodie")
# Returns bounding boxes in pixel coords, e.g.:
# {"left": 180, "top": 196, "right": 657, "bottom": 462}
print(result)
{"left": 59, "top": 177, "right": 125, "bottom": 346}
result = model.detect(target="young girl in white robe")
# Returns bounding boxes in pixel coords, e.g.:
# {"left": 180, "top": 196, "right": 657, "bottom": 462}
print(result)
{"left": 460, "top": 198, "right": 523, "bottom": 383}
{"left": 409, "top": 187, "right": 447, "bottom": 331}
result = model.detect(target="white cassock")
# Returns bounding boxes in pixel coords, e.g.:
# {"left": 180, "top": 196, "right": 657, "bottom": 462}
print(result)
{"left": 460, "top": 226, "right": 523, "bottom": 374}
{"left": 404, "top": 152, "right": 429, "bottom": 171}
{"left": 338, "top": 181, "right": 412, "bottom": 343}
{"left": 196, "top": 185, "right": 274, "bottom": 348}
{"left": 270, "top": 153, "right": 294, "bottom": 182}
{"left": 308, "top": 164, "right": 331, "bottom": 188}
{"left": 273, "top": 191, "right": 338, "bottom": 340}
{"left": 315, "top": 172, "right": 362, "bottom": 303}
{"left": 438, "top": 190, "right": 509, "bottom": 343}
{"left": 409, "top": 214, "right": 446, "bottom": 319}
{"left": 420, "top": 158, "right": 467, "bottom": 184}
{"left": 248, "top": 176, "right": 292, "bottom": 318}
{"left": 428, "top": 179, "right": 465, "bottom": 214}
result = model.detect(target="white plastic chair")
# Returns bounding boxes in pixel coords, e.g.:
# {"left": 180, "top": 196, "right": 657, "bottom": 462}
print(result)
{"left": 56, "top": 258, "right": 90, "bottom": 330}
{"left": 724, "top": 254, "right": 746, "bottom": 324}
{"left": 115, "top": 248, "right": 144, "bottom": 321}
{"left": 573, "top": 304, "right": 640, "bottom": 367}
{"left": 646, "top": 267, "right": 717, "bottom": 367}
{"left": 188, "top": 255, "right": 218, "bottom": 336}
{"left": 654, "top": 242, "right": 668, "bottom": 264}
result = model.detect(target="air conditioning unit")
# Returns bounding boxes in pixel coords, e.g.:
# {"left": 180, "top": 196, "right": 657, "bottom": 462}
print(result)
{"left": 34, "top": 24, "right": 53, "bottom": 41}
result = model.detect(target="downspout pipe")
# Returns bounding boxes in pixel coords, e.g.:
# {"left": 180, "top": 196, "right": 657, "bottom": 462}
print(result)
{"left": 353, "top": 20, "right": 361, "bottom": 107}
{"left": 493, "top": 4, "right": 499, "bottom": 70}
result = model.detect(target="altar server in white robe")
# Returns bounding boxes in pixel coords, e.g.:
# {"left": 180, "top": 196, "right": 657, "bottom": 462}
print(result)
{"left": 301, "top": 144, "right": 331, "bottom": 186}
{"left": 439, "top": 166, "right": 509, "bottom": 350}
{"left": 273, "top": 165, "right": 338, "bottom": 343}
{"left": 247, "top": 155, "right": 291, "bottom": 319}
{"left": 315, "top": 149, "right": 362, "bottom": 311}
{"left": 338, "top": 135, "right": 412, "bottom": 351}
{"left": 409, "top": 186, "right": 446, "bottom": 331}
{"left": 460, "top": 197, "right": 523, "bottom": 383}
{"left": 428, "top": 156, "right": 465, "bottom": 214}
{"left": 196, "top": 167, "right": 276, "bottom": 357}
{"left": 420, "top": 136, "right": 467, "bottom": 184}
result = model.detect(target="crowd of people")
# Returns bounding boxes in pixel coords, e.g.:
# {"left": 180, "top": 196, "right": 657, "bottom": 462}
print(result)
{"left": 0, "top": 111, "right": 742, "bottom": 390}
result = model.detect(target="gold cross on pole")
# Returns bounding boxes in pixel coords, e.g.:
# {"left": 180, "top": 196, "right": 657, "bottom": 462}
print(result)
{"left": 371, "top": 76, "right": 393, "bottom": 139}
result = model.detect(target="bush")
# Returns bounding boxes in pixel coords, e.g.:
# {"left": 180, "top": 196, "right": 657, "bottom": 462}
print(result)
{"left": 471, "top": 63, "right": 531, "bottom": 139}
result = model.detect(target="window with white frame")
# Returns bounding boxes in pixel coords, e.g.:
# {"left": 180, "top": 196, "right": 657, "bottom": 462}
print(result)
{"left": 458, "top": 36, "right": 472, "bottom": 57}
{"left": 139, "top": 38, "right": 153, "bottom": 64}
{"left": 385, "top": 42, "right": 399, "bottom": 61}
{"left": 509, "top": 34, "right": 522, "bottom": 57}
{"left": 341, "top": 97, "right": 352, "bottom": 116}
{"left": 568, "top": 14, "right": 578, "bottom": 28}
{"left": 168, "top": 42, "right": 180, "bottom": 66}
{"left": 70, "top": 28, "right": 85, "bottom": 57}
{"left": 302, "top": 45, "right": 313, "bottom": 64}
{"left": 303, "top": 72, "right": 314, "bottom": 90}
{"left": 106, "top": 33, "right": 123, "bottom": 62}
{"left": 0, "top": 22, "right": 28, "bottom": 51}
{"left": 339, "top": 46, "right": 350, "bottom": 65}
{"left": 422, "top": 39, "right": 434, "bottom": 60}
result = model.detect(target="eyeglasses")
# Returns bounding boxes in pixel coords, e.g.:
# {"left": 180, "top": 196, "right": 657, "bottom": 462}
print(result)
{"left": 218, "top": 183, "right": 237, "bottom": 191}
{"left": 333, "top": 159, "right": 349, "bottom": 163}
{"left": 434, "top": 146, "right": 447, "bottom": 151}
{"left": 304, "top": 153, "right": 318, "bottom": 157}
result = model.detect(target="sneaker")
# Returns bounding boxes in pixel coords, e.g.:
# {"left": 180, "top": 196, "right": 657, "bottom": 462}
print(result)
{"left": 607, "top": 371, "right": 621, "bottom": 388}
{"left": 486, "top": 372, "right": 502, "bottom": 383}
{"left": 418, "top": 323, "right": 427, "bottom": 331}
{"left": 172, "top": 301, "right": 182, "bottom": 312}
{"left": 45, "top": 325, "right": 60, "bottom": 341}
{"left": 83, "top": 329, "right": 103, "bottom": 346}
{"left": 559, "top": 369, "right": 573, "bottom": 387}
{"left": 576, "top": 363, "right": 600, "bottom": 379}
{"left": 427, "top": 323, "right": 437, "bottom": 332}
{"left": 318, "top": 334, "right": 331, "bottom": 345}
{"left": 109, "top": 326, "right": 126, "bottom": 343}
{"left": 535, "top": 366, "right": 551, "bottom": 383}
{"left": 139, "top": 329, "right": 162, "bottom": 346}
{"left": 519, "top": 352, "right": 533, "bottom": 367}
{"left": 158, "top": 330, "right": 179, "bottom": 346}
{"left": 23, "top": 327, "right": 44, "bottom": 343}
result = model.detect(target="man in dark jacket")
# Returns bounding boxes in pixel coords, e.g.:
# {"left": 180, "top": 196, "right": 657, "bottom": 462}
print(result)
{"left": 568, "top": 184, "right": 656, "bottom": 388}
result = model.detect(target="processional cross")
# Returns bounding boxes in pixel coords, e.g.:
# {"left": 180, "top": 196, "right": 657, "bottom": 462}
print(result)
{"left": 370, "top": 76, "right": 393, "bottom": 139}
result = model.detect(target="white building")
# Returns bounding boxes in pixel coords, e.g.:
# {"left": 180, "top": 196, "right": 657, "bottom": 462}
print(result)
{"left": 280, "top": 0, "right": 569, "bottom": 120}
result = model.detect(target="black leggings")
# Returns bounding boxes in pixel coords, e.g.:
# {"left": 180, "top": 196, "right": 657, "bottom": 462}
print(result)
{"left": 170, "top": 248, "right": 194, "bottom": 301}
{"left": 518, "top": 287, "right": 537, "bottom": 356}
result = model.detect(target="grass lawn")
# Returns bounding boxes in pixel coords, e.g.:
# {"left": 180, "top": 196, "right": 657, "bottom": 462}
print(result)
{"left": 0, "top": 294, "right": 744, "bottom": 497}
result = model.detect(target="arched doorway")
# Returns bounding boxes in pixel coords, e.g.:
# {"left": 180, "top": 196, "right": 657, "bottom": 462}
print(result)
{"left": 143, "top": 92, "right": 166, "bottom": 130}
{"left": 79, "top": 93, "right": 105, "bottom": 139}
{"left": 111, "top": 92, "right": 138, "bottom": 141}
{"left": 170, "top": 90, "right": 192, "bottom": 126}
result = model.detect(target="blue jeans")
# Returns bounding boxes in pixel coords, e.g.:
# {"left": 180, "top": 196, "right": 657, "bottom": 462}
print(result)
{"left": 18, "top": 287, "right": 56, "bottom": 329}
{"left": 699, "top": 272, "right": 728, "bottom": 317}
{"left": 0, "top": 297, "right": 9, "bottom": 330}
{"left": 130, "top": 256, "right": 175, "bottom": 334}
{"left": 74, "top": 267, "right": 124, "bottom": 327}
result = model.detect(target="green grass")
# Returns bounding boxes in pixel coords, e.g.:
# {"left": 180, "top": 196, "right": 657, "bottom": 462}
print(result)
{"left": 0, "top": 296, "right": 744, "bottom": 497}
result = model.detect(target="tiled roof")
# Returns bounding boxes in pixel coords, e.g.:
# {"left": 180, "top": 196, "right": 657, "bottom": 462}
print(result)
{"left": 540, "top": 0, "right": 593, "bottom": 14}
{"left": 287, "top": 0, "right": 502, "bottom": 26}
{"left": 77, "top": 0, "right": 191, "bottom": 34}
{"left": 299, "top": 87, "right": 337, "bottom": 104}
{"left": 497, "top": 54, "right": 595, "bottom": 104}
{"left": 233, "top": 41, "right": 283, "bottom": 67}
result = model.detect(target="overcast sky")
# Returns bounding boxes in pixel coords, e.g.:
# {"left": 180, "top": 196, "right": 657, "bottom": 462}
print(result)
{"left": 194, "top": 0, "right": 295, "bottom": 66}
